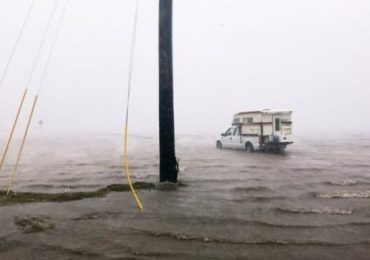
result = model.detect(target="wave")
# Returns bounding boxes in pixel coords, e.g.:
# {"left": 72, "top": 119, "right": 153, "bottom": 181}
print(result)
{"left": 313, "top": 191, "right": 370, "bottom": 199}
{"left": 56, "top": 171, "right": 71, "bottom": 176}
{"left": 196, "top": 165, "right": 229, "bottom": 169}
{"left": 291, "top": 167, "right": 327, "bottom": 172}
{"left": 108, "top": 165, "right": 152, "bottom": 170}
{"left": 233, "top": 196, "right": 286, "bottom": 202}
{"left": 323, "top": 180, "right": 359, "bottom": 186}
{"left": 275, "top": 207, "right": 353, "bottom": 215}
{"left": 52, "top": 177, "right": 84, "bottom": 183}
{"left": 191, "top": 178, "right": 245, "bottom": 184}
{"left": 24, "top": 184, "right": 102, "bottom": 190}
{"left": 243, "top": 165, "right": 272, "bottom": 170}
{"left": 174, "top": 216, "right": 370, "bottom": 228}
{"left": 131, "top": 228, "right": 370, "bottom": 246}
{"left": 73, "top": 162, "right": 102, "bottom": 167}
{"left": 340, "top": 164, "right": 370, "bottom": 169}
{"left": 233, "top": 186, "right": 270, "bottom": 192}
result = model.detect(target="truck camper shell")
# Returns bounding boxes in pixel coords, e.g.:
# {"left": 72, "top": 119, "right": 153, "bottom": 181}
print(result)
{"left": 217, "top": 109, "right": 293, "bottom": 152}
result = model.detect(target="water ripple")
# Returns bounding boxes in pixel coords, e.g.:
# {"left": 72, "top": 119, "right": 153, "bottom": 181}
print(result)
{"left": 313, "top": 191, "right": 370, "bottom": 199}
{"left": 131, "top": 228, "right": 370, "bottom": 246}
{"left": 275, "top": 207, "right": 354, "bottom": 215}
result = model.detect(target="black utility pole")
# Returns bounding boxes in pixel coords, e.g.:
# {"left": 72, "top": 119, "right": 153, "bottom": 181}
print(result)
{"left": 159, "top": 0, "right": 178, "bottom": 183}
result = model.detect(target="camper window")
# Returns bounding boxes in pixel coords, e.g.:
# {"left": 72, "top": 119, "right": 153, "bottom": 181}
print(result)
{"left": 233, "top": 118, "right": 240, "bottom": 124}
{"left": 243, "top": 117, "right": 253, "bottom": 125}
{"left": 275, "top": 118, "right": 281, "bottom": 131}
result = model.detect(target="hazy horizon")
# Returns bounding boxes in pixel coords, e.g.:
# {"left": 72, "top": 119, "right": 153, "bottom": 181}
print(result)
{"left": 1, "top": 0, "right": 369, "bottom": 137}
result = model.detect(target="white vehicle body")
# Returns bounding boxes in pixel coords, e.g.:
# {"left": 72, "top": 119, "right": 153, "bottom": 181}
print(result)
{"left": 216, "top": 109, "right": 293, "bottom": 152}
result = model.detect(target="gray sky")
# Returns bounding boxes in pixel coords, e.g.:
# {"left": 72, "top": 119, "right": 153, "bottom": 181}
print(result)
{"left": 0, "top": 0, "right": 369, "bottom": 137}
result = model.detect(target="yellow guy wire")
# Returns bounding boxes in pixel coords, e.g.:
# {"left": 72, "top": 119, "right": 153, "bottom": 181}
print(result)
{"left": 6, "top": 95, "right": 38, "bottom": 195}
{"left": 0, "top": 89, "right": 28, "bottom": 171}
{"left": 0, "top": 0, "right": 36, "bottom": 174}
{"left": 124, "top": 125, "right": 143, "bottom": 210}
{"left": 122, "top": 0, "right": 144, "bottom": 210}
{"left": 5, "top": 0, "right": 68, "bottom": 194}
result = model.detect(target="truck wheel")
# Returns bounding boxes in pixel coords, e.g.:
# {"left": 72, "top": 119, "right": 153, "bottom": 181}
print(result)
{"left": 245, "top": 142, "right": 254, "bottom": 153}
{"left": 216, "top": 141, "right": 223, "bottom": 149}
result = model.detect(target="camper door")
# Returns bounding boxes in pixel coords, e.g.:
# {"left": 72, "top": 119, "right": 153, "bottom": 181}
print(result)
{"left": 272, "top": 115, "right": 282, "bottom": 137}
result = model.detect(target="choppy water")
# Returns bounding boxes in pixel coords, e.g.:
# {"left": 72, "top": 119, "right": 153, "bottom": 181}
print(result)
{"left": 1, "top": 134, "right": 370, "bottom": 259}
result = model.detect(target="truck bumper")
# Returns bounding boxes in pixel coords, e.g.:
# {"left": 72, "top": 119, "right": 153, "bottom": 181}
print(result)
{"left": 260, "top": 141, "right": 293, "bottom": 151}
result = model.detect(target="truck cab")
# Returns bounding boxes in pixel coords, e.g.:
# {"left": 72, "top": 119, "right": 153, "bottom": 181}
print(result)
{"left": 218, "top": 126, "right": 259, "bottom": 151}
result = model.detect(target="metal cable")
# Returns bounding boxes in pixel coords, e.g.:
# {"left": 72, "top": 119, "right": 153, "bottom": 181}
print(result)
{"left": 37, "top": 0, "right": 70, "bottom": 94}
{"left": 25, "top": 0, "right": 59, "bottom": 90}
{"left": 0, "top": 0, "right": 36, "bottom": 90}
{"left": 6, "top": 0, "right": 70, "bottom": 194}
{"left": 2, "top": 1, "right": 58, "bottom": 189}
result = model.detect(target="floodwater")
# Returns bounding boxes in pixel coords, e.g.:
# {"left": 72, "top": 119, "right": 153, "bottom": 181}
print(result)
{"left": 0, "top": 133, "right": 370, "bottom": 259}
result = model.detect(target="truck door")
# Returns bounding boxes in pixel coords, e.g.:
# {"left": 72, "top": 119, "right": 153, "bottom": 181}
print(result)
{"left": 221, "top": 127, "right": 233, "bottom": 148}
{"left": 230, "top": 126, "right": 242, "bottom": 148}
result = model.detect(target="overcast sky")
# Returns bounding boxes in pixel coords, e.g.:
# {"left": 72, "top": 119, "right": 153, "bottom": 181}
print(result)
{"left": 0, "top": 0, "right": 369, "bottom": 137}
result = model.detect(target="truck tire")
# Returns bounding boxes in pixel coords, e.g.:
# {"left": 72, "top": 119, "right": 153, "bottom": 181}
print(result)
{"left": 245, "top": 142, "right": 254, "bottom": 153}
{"left": 216, "top": 141, "right": 223, "bottom": 149}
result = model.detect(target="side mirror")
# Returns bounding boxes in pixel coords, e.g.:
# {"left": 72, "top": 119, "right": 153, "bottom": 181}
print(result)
{"left": 221, "top": 133, "right": 226, "bottom": 137}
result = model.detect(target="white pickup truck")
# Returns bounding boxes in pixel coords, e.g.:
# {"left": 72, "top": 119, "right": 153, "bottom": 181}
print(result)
{"left": 216, "top": 110, "right": 293, "bottom": 152}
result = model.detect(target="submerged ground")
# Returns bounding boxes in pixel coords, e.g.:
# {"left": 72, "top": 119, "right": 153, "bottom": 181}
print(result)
{"left": 0, "top": 134, "right": 370, "bottom": 259}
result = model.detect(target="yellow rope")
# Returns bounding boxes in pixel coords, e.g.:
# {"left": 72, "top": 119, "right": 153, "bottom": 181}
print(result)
{"left": 6, "top": 95, "right": 38, "bottom": 195}
{"left": 123, "top": 124, "right": 144, "bottom": 210}
{"left": 121, "top": 0, "right": 144, "bottom": 210}
{"left": 0, "top": 88, "right": 28, "bottom": 171}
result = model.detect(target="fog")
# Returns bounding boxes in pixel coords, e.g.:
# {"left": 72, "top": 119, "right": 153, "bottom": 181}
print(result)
{"left": 0, "top": 0, "right": 369, "bottom": 137}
